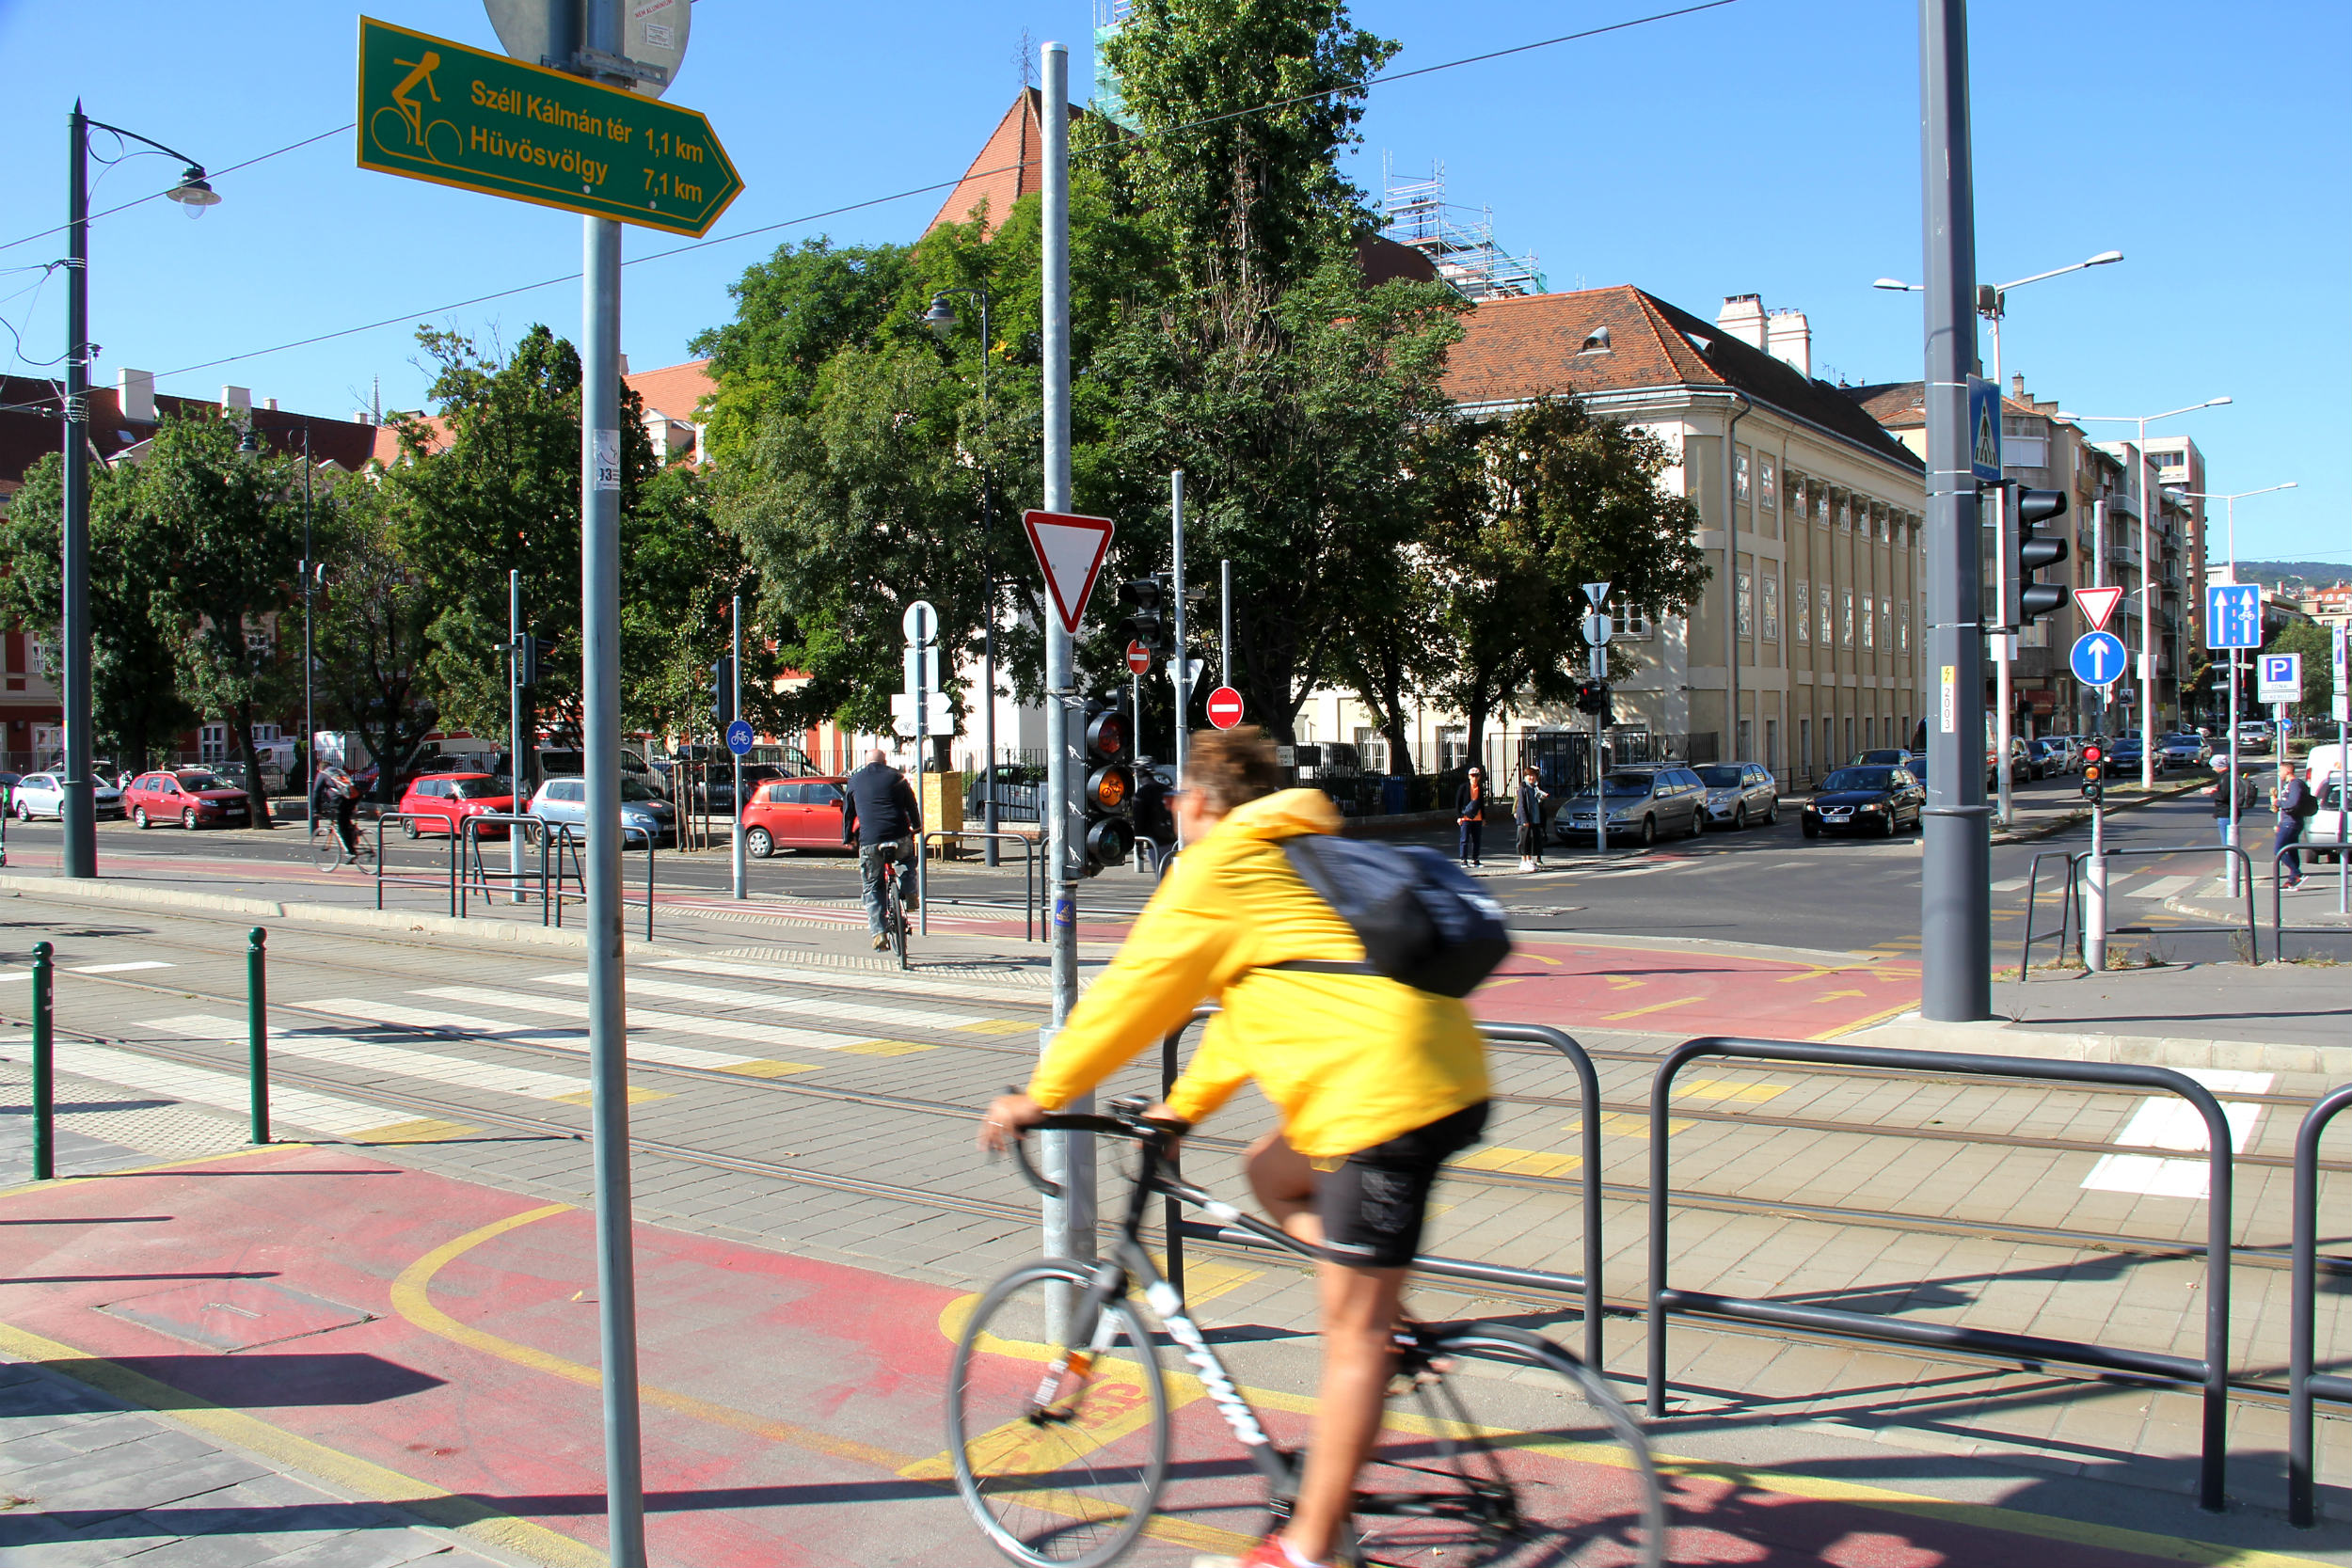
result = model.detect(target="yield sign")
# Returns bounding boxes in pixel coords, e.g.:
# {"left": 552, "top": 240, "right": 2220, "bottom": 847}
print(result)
{"left": 1022, "top": 509, "right": 1117, "bottom": 635}
{"left": 2074, "top": 584, "right": 2123, "bottom": 632}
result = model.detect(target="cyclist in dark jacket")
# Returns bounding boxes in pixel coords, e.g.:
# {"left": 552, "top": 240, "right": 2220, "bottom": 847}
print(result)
{"left": 842, "top": 751, "right": 922, "bottom": 947}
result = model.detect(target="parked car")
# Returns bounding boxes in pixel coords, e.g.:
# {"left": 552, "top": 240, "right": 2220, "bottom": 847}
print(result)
{"left": 1984, "top": 736, "right": 2031, "bottom": 788}
{"left": 1849, "top": 749, "right": 1910, "bottom": 768}
{"left": 691, "top": 762, "right": 787, "bottom": 815}
{"left": 2234, "top": 721, "right": 2273, "bottom": 756}
{"left": 1802, "top": 765, "right": 1926, "bottom": 839}
{"left": 739, "top": 775, "right": 852, "bottom": 858}
{"left": 123, "top": 768, "right": 257, "bottom": 830}
{"left": 524, "top": 773, "right": 675, "bottom": 847}
{"left": 2034, "top": 736, "right": 2084, "bottom": 775}
{"left": 2025, "top": 737, "right": 2073, "bottom": 778}
{"left": 10, "top": 772, "right": 126, "bottom": 821}
{"left": 2159, "top": 732, "right": 2212, "bottom": 769}
{"left": 2107, "top": 734, "right": 2164, "bottom": 776}
{"left": 1553, "top": 766, "right": 1708, "bottom": 847}
{"left": 1694, "top": 762, "right": 1779, "bottom": 830}
{"left": 396, "top": 772, "right": 517, "bottom": 839}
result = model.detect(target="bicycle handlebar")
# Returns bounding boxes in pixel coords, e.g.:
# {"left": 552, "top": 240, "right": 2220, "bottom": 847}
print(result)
{"left": 1002, "top": 1105, "right": 1184, "bottom": 1198}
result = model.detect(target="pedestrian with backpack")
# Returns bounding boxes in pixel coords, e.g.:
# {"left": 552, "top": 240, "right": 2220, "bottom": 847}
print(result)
{"left": 980, "top": 724, "right": 1508, "bottom": 1568}
{"left": 2274, "top": 759, "right": 2318, "bottom": 889}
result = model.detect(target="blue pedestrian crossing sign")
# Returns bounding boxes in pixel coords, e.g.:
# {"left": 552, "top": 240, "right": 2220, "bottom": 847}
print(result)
{"left": 2205, "top": 582, "right": 2262, "bottom": 649}
{"left": 2070, "top": 629, "right": 2128, "bottom": 688}
{"left": 1967, "top": 375, "right": 2002, "bottom": 482}
{"left": 725, "top": 719, "right": 755, "bottom": 756}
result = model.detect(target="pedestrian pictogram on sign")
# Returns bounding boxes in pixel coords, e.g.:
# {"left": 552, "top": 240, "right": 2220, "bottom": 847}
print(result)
{"left": 2073, "top": 585, "right": 2122, "bottom": 632}
{"left": 1968, "top": 375, "right": 2002, "bottom": 482}
{"left": 1022, "top": 510, "right": 1117, "bottom": 635}
{"left": 1205, "top": 686, "right": 1246, "bottom": 730}
{"left": 1125, "top": 641, "right": 1152, "bottom": 675}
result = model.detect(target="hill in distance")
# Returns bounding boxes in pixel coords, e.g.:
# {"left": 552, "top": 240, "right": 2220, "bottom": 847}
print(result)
{"left": 2237, "top": 560, "right": 2347, "bottom": 588}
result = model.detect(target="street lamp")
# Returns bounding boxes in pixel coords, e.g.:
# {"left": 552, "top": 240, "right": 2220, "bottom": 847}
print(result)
{"left": 57, "top": 104, "right": 221, "bottom": 877}
{"left": 2056, "top": 399, "right": 2233, "bottom": 790}
{"left": 1876, "top": 250, "right": 2122, "bottom": 826}
{"left": 923, "top": 286, "right": 1002, "bottom": 864}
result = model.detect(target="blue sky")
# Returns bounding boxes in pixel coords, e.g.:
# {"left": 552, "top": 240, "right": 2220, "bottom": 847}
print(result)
{"left": 2, "top": 0, "right": 2344, "bottom": 562}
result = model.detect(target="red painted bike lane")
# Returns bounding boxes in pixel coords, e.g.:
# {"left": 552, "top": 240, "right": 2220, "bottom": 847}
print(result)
{"left": 1470, "top": 938, "right": 1922, "bottom": 1041}
{"left": 0, "top": 1147, "right": 2272, "bottom": 1566}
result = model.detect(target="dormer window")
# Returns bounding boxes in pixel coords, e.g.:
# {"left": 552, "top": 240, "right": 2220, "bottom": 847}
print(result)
{"left": 1579, "top": 326, "right": 1613, "bottom": 355}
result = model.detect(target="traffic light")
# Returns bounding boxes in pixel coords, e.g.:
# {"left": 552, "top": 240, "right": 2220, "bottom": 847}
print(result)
{"left": 1574, "top": 680, "right": 1612, "bottom": 716}
{"left": 1116, "top": 576, "right": 1169, "bottom": 656}
{"left": 2080, "top": 739, "right": 2104, "bottom": 804}
{"left": 512, "top": 633, "right": 557, "bottom": 690}
{"left": 711, "top": 656, "right": 736, "bottom": 725}
{"left": 1081, "top": 697, "right": 1135, "bottom": 875}
{"left": 2013, "top": 488, "right": 2070, "bottom": 626}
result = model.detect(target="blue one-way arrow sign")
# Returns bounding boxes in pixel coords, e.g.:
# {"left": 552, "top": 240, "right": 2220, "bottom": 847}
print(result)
{"left": 2071, "top": 629, "right": 2127, "bottom": 688}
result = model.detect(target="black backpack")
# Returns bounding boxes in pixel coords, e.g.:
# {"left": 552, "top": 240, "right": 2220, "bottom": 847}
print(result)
{"left": 1274, "top": 834, "right": 1513, "bottom": 998}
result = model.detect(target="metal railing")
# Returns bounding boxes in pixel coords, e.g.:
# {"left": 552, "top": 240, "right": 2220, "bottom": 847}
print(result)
{"left": 1646, "top": 1036, "right": 2235, "bottom": 1513}
{"left": 1154, "top": 1008, "right": 1608, "bottom": 1374}
{"left": 2071, "top": 844, "right": 2259, "bottom": 966}
{"left": 457, "top": 813, "right": 561, "bottom": 920}
{"left": 371, "top": 813, "right": 457, "bottom": 914}
{"left": 2016, "top": 847, "right": 2083, "bottom": 974}
{"left": 917, "top": 829, "right": 1040, "bottom": 942}
{"left": 544, "top": 822, "right": 656, "bottom": 942}
{"left": 1133, "top": 836, "right": 1171, "bottom": 879}
{"left": 2289, "top": 1084, "right": 2352, "bottom": 1528}
{"left": 2270, "top": 842, "right": 2352, "bottom": 963}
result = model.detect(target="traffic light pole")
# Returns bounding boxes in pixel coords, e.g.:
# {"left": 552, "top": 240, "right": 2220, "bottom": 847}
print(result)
{"left": 731, "top": 595, "right": 745, "bottom": 901}
{"left": 510, "top": 570, "right": 526, "bottom": 903}
{"left": 1918, "top": 0, "right": 1993, "bottom": 1022}
{"left": 1170, "top": 470, "right": 1188, "bottom": 787}
{"left": 1038, "top": 41, "right": 1094, "bottom": 1318}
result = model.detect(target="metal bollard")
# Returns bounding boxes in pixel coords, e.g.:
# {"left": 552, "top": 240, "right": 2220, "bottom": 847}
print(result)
{"left": 30, "top": 941, "right": 54, "bottom": 1180}
{"left": 2084, "top": 854, "right": 2108, "bottom": 973}
{"left": 246, "top": 927, "right": 270, "bottom": 1145}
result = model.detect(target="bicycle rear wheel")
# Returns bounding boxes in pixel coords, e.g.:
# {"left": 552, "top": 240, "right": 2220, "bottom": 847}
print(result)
{"left": 889, "top": 880, "right": 910, "bottom": 969}
{"left": 1355, "top": 1323, "right": 1664, "bottom": 1568}
{"left": 948, "top": 1260, "right": 1170, "bottom": 1568}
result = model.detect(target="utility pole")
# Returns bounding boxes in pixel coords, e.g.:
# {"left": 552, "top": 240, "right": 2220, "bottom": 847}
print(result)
{"left": 510, "top": 570, "right": 527, "bottom": 902}
{"left": 731, "top": 594, "right": 745, "bottom": 900}
{"left": 59, "top": 106, "right": 93, "bottom": 879}
{"left": 301, "top": 428, "right": 315, "bottom": 802}
{"left": 1918, "top": 0, "right": 1992, "bottom": 1022}
{"left": 1037, "top": 40, "right": 1093, "bottom": 1302}
{"left": 575, "top": 0, "right": 645, "bottom": 1560}
{"left": 1170, "top": 471, "right": 1189, "bottom": 785}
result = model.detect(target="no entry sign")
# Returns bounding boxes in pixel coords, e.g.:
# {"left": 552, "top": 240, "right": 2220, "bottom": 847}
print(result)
{"left": 1205, "top": 686, "right": 1245, "bottom": 730}
{"left": 1125, "top": 641, "right": 1152, "bottom": 675}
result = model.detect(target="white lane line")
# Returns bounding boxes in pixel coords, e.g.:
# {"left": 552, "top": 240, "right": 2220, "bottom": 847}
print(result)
{"left": 2126, "top": 875, "right": 2195, "bottom": 903}
{"left": 40, "top": 1040, "right": 437, "bottom": 1139}
{"left": 140, "top": 1013, "right": 606, "bottom": 1103}
{"left": 301, "top": 996, "right": 791, "bottom": 1074}
{"left": 534, "top": 971, "right": 996, "bottom": 1030}
{"left": 1988, "top": 877, "right": 2028, "bottom": 894}
{"left": 417, "top": 985, "right": 883, "bottom": 1053}
{"left": 71, "top": 960, "right": 176, "bottom": 974}
{"left": 2080, "top": 1068, "right": 2272, "bottom": 1200}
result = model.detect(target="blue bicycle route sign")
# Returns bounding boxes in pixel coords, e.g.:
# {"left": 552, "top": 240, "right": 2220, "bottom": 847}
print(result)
{"left": 724, "top": 719, "right": 755, "bottom": 756}
{"left": 2205, "top": 582, "right": 2263, "bottom": 650}
{"left": 2070, "top": 630, "right": 2128, "bottom": 688}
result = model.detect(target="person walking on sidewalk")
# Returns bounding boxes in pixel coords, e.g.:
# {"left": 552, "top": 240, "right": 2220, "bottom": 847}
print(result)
{"left": 841, "top": 749, "right": 921, "bottom": 950}
{"left": 1454, "top": 766, "right": 1487, "bottom": 867}
{"left": 1513, "top": 765, "right": 1549, "bottom": 872}
{"left": 2211, "top": 757, "right": 2254, "bottom": 848}
{"left": 2273, "top": 759, "right": 2317, "bottom": 890}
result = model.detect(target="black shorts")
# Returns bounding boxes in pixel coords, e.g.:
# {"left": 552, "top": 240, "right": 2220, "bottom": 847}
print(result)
{"left": 1314, "top": 1101, "right": 1489, "bottom": 1269}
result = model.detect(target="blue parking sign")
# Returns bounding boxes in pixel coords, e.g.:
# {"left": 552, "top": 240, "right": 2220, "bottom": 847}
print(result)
{"left": 2070, "top": 630, "right": 2127, "bottom": 688}
{"left": 2206, "top": 583, "right": 2262, "bottom": 649}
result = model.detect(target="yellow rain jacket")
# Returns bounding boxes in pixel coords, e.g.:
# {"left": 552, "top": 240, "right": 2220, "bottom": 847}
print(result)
{"left": 1027, "top": 788, "right": 1488, "bottom": 1160}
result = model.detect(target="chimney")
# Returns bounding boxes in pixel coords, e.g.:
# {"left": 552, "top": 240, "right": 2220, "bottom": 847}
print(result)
{"left": 353, "top": 409, "right": 374, "bottom": 426}
{"left": 618, "top": 353, "right": 631, "bottom": 377}
{"left": 1765, "top": 310, "right": 1811, "bottom": 377}
{"left": 2010, "top": 372, "right": 2025, "bottom": 400}
{"left": 116, "top": 368, "right": 155, "bottom": 423}
{"left": 263, "top": 396, "right": 279, "bottom": 411}
{"left": 221, "top": 385, "right": 252, "bottom": 416}
{"left": 1715, "top": 294, "right": 1767, "bottom": 350}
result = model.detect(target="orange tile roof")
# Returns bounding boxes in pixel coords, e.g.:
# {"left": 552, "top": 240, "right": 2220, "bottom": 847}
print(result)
{"left": 926, "top": 89, "right": 1089, "bottom": 236}
{"left": 629, "top": 357, "right": 715, "bottom": 422}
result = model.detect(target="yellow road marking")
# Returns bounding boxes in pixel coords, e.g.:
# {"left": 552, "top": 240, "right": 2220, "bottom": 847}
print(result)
{"left": 1814, "top": 988, "right": 1867, "bottom": 1001}
{"left": 549, "top": 1085, "right": 666, "bottom": 1107}
{"left": 841, "top": 1038, "right": 936, "bottom": 1056}
{"left": 1567, "top": 1112, "right": 1694, "bottom": 1138}
{"left": 722, "top": 1058, "right": 820, "bottom": 1078}
{"left": 1774, "top": 965, "right": 1841, "bottom": 984}
{"left": 1602, "top": 996, "right": 1702, "bottom": 1022}
{"left": 1813, "top": 996, "right": 1924, "bottom": 1041}
{"left": 959, "top": 1019, "right": 1038, "bottom": 1036}
{"left": 1677, "top": 1079, "right": 1788, "bottom": 1105}
{"left": 1599, "top": 974, "right": 1644, "bottom": 990}
{"left": 349, "top": 1117, "right": 477, "bottom": 1144}
{"left": 0, "top": 1141, "right": 293, "bottom": 1201}
{"left": 1456, "top": 1146, "right": 1581, "bottom": 1178}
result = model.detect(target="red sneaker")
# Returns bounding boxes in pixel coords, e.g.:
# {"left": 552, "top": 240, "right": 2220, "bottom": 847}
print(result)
{"left": 1191, "top": 1536, "right": 1330, "bottom": 1568}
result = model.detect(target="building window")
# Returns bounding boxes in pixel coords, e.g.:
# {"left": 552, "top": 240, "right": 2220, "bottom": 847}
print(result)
{"left": 1800, "top": 717, "right": 1812, "bottom": 777}
{"left": 1618, "top": 608, "right": 1655, "bottom": 640}
{"left": 1735, "top": 451, "right": 1750, "bottom": 505}
{"left": 1840, "top": 589, "right": 1854, "bottom": 647}
{"left": 1820, "top": 587, "right": 1835, "bottom": 647}
{"left": 1899, "top": 602, "right": 1911, "bottom": 653}
{"left": 1353, "top": 726, "right": 1388, "bottom": 775}
{"left": 1438, "top": 727, "right": 1469, "bottom": 773}
{"left": 1736, "top": 568, "right": 1754, "bottom": 639}
{"left": 1818, "top": 488, "right": 1832, "bottom": 527}
{"left": 1861, "top": 594, "right": 1876, "bottom": 650}
{"left": 1762, "top": 572, "right": 1780, "bottom": 641}
{"left": 1789, "top": 475, "right": 1807, "bottom": 516}
{"left": 1760, "top": 458, "right": 1777, "bottom": 510}
{"left": 199, "top": 723, "right": 229, "bottom": 764}
{"left": 1793, "top": 581, "right": 1809, "bottom": 643}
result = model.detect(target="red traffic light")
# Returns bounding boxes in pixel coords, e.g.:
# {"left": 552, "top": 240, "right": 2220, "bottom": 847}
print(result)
{"left": 2081, "top": 742, "right": 2104, "bottom": 766}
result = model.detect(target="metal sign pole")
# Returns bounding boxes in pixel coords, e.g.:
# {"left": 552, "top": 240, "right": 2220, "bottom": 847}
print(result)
{"left": 731, "top": 594, "right": 745, "bottom": 901}
{"left": 1220, "top": 559, "right": 1233, "bottom": 689}
{"left": 510, "top": 570, "right": 527, "bottom": 903}
{"left": 2227, "top": 649, "right": 2242, "bottom": 898}
{"left": 1171, "top": 470, "right": 1188, "bottom": 787}
{"left": 1038, "top": 41, "right": 1093, "bottom": 1314}
{"left": 915, "top": 615, "right": 930, "bottom": 936}
{"left": 578, "top": 5, "right": 644, "bottom": 1559}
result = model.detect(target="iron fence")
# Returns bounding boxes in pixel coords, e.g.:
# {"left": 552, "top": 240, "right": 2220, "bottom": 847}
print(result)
{"left": 2289, "top": 1084, "right": 2352, "bottom": 1528}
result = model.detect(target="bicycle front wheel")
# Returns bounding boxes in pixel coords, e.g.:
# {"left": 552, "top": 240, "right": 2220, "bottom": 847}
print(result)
{"left": 310, "top": 825, "right": 342, "bottom": 870}
{"left": 1359, "top": 1323, "right": 1665, "bottom": 1568}
{"left": 948, "top": 1260, "right": 1170, "bottom": 1568}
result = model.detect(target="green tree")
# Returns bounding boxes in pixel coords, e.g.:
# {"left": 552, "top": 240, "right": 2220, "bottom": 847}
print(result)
{"left": 1422, "top": 397, "right": 1712, "bottom": 768}
{"left": 620, "top": 462, "right": 788, "bottom": 747}
{"left": 312, "top": 475, "right": 443, "bottom": 796}
{"left": 122, "top": 415, "right": 309, "bottom": 821}
{"left": 2262, "top": 619, "right": 2337, "bottom": 723}
{"left": 0, "top": 454, "right": 195, "bottom": 772}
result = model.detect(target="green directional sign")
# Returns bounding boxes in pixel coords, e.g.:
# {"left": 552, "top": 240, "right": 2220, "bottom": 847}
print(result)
{"left": 356, "top": 16, "right": 741, "bottom": 236}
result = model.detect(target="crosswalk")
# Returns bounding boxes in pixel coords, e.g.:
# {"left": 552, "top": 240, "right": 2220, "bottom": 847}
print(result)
{"left": 1997, "top": 869, "right": 2225, "bottom": 903}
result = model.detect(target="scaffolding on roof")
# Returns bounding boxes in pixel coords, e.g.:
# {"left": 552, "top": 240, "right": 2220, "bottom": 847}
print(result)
{"left": 1379, "top": 156, "right": 1545, "bottom": 303}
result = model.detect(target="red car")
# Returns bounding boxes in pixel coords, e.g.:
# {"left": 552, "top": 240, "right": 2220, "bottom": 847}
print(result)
{"left": 739, "top": 775, "right": 851, "bottom": 858}
{"left": 395, "top": 772, "right": 517, "bottom": 839}
{"left": 124, "top": 768, "right": 256, "bottom": 830}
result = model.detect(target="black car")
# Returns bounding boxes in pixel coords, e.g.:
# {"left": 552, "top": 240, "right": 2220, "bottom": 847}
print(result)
{"left": 1802, "top": 765, "right": 1926, "bottom": 839}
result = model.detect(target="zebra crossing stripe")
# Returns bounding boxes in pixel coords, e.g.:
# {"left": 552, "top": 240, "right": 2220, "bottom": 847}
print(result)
{"left": 300, "top": 997, "right": 808, "bottom": 1077}
{"left": 51, "top": 1040, "right": 470, "bottom": 1143}
{"left": 651, "top": 958, "right": 1043, "bottom": 1010}
{"left": 534, "top": 971, "right": 997, "bottom": 1032}
{"left": 418, "top": 985, "right": 928, "bottom": 1056}
{"left": 138, "top": 1013, "right": 665, "bottom": 1106}
{"left": 2079, "top": 1068, "right": 2270, "bottom": 1200}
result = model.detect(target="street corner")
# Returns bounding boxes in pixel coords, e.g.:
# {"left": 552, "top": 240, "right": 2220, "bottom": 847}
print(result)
{"left": 1470, "top": 939, "right": 1923, "bottom": 1039}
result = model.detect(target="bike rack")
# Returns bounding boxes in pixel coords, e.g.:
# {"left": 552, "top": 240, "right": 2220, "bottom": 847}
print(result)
{"left": 545, "top": 822, "right": 656, "bottom": 942}
{"left": 1156, "top": 1007, "right": 1609, "bottom": 1376}
{"left": 1646, "top": 1036, "right": 2236, "bottom": 1513}
{"left": 456, "top": 813, "right": 556, "bottom": 920}
{"left": 2015, "top": 847, "right": 2083, "bottom": 978}
{"left": 2268, "top": 843, "right": 2352, "bottom": 964}
{"left": 916, "top": 830, "right": 1040, "bottom": 942}
{"left": 370, "top": 813, "right": 457, "bottom": 914}
{"left": 2070, "top": 843, "right": 2259, "bottom": 966}
{"left": 2289, "top": 1083, "right": 2352, "bottom": 1528}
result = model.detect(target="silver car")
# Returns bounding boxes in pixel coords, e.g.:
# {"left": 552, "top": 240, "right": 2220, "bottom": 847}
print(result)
{"left": 1554, "top": 766, "right": 1708, "bottom": 847}
{"left": 1694, "top": 762, "right": 1780, "bottom": 830}
{"left": 524, "top": 774, "right": 677, "bottom": 847}
{"left": 10, "top": 771, "right": 127, "bottom": 821}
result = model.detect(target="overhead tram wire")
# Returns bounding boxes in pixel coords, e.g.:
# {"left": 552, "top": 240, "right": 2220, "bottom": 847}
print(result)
{"left": 141, "top": 0, "right": 1744, "bottom": 384}
{"left": 0, "top": 123, "right": 355, "bottom": 260}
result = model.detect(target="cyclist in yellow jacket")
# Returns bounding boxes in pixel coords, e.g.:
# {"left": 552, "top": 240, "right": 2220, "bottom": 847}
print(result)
{"left": 980, "top": 726, "right": 1489, "bottom": 1568}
